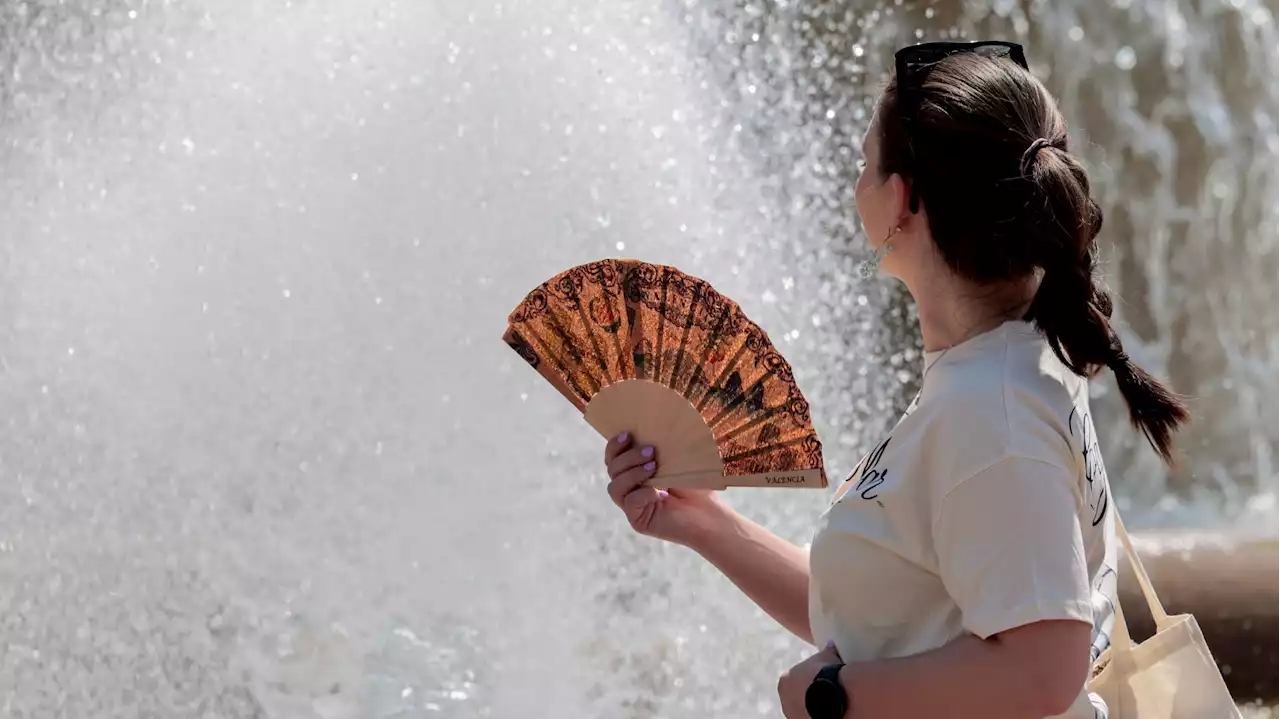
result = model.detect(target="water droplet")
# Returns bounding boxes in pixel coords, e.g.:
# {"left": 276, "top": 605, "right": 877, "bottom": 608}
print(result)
{"left": 1114, "top": 46, "right": 1137, "bottom": 70}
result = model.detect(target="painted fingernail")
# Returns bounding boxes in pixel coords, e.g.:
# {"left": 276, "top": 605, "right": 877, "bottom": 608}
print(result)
{"left": 641, "top": 446, "right": 654, "bottom": 458}
{"left": 644, "top": 461, "right": 656, "bottom": 472}
{"left": 616, "top": 432, "right": 628, "bottom": 443}
{"left": 657, "top": 490, "right": 669, "bottom": 499}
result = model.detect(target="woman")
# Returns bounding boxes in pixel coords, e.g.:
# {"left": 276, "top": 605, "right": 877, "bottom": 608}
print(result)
{"left": 602, "top": 41, "right": 1189, "bottom": 719}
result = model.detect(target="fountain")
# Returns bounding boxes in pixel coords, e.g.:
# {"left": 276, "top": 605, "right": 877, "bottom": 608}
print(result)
{"left": 0, "top": 0, "right": 1273, "bottom": 717}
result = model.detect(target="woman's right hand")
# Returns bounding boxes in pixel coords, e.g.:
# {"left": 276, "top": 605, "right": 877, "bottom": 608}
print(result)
{"left": 604, "top": 432, "right": 730, "bottom": 547}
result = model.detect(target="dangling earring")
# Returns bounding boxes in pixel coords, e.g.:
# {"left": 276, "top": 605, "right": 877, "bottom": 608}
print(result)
{"left": 857, "top": 225, "right": 900, "bottom": 280}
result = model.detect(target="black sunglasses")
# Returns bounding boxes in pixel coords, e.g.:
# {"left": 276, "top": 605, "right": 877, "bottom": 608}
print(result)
{"left": 893, "top": 41, "right": 1029, "bottom": 210}
{"left": 895, "top": 41, "right": 1028, "bottom": 117}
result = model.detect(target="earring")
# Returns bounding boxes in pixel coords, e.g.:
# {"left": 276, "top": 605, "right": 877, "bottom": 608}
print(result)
{"left": 857, "top": 226, "right": 899, "bottom": 280}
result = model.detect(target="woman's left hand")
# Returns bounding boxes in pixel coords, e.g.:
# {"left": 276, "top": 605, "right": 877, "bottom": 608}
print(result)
{"left": 778, "top": 641, "right": 842, "bottom": 718}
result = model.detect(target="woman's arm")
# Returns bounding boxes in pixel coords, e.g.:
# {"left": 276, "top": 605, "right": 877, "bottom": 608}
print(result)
{"left": 603, "top": 434, "right": 814, "bottom": 645}
{"left": 836, "top": 619, "right": 1091, "bottom": 718}
{"left": 780, "top": 454, "right": 1101, "bottom": 717}
{"left": 689, "top": 500, "right": 815, "bottom": 645}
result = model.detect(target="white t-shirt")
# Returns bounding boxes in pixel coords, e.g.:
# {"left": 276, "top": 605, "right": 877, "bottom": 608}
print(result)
{"left": 809, "top": 320, "right": 1118, "bottom": 719}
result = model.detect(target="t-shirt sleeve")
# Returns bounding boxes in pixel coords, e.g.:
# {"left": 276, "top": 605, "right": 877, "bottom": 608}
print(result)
{"left": 931, "top": 456, "right": 1094, "bottom": 640}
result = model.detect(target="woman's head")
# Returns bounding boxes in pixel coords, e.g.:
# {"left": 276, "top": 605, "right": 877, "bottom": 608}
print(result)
{"left": 856, "top": 42, "right": 1189, "bottom": 463}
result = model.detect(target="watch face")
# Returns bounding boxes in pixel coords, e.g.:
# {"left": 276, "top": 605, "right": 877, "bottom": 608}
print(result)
{"left": 804, "top": 678, "right": 847, "bottom": 719}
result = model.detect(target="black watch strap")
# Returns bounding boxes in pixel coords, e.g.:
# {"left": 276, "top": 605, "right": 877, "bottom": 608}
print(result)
{"left": 805, "top": 662, "right": 848, "bottom": 719}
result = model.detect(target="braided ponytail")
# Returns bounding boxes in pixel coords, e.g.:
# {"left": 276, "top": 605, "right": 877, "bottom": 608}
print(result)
{"left": 1023, "top": 140, "right": 1189, "bottom": 464}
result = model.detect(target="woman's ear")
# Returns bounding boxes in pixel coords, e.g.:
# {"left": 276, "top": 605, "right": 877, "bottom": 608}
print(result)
{"left": 884, "top": 172, "right": 912, "bottom": 219}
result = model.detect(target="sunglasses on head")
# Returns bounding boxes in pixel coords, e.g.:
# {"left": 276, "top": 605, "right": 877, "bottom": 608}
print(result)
{"left": 893, "top": 40, "right": 1029, "bottom": 209}
{"left": 895, "top": 40, "right": 1028, "bottom": 120}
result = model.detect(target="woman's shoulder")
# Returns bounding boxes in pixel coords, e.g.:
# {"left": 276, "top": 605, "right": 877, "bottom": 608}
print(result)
{"left": 918, "top": 328, "right": 1084, "bottom": 472}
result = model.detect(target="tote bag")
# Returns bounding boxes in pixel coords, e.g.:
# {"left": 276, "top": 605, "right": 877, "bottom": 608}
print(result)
{"left": 1085, "top": 511, "right": 1242, "bottom": 719}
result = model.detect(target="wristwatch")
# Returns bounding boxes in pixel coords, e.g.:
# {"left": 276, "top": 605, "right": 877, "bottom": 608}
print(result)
{"left": 804, "top": 663, "right": 848, "bottom": 719}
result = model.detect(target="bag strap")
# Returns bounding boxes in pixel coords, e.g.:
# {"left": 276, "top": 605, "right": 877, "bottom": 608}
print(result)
{"left": 1107, "top": 508, "right": 1169, "bottom": 653}
{"left": 1110, "top": 586, "right": 1134, "bottom": 651}
{"left": 1113, "top": 509, "right": 1169, "bottom": 623}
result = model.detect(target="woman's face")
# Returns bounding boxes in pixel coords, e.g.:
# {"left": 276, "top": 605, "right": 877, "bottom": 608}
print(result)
{"left": 854, "top": 107, "right": 910, "bottom": 262}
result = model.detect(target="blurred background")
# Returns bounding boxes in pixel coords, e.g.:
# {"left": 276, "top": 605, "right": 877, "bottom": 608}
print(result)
{"left": 0, "top": 0, "right": 1274, "bottom": 717}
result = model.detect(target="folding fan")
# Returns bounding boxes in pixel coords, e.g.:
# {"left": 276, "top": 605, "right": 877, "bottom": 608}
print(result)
{"left": 503, "top": 259, "right": 827, "bottom": 490}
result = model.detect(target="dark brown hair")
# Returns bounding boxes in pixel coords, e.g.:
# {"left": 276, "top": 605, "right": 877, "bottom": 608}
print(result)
{"left": 877, "top": 52, "right": 1189, "bottom": 464}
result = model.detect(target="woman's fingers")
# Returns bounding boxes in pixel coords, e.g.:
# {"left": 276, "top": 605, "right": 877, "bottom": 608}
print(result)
{"left": 607, "top": 444, "right": 655, "bottom": 480}
{"left": 604, "top": 432, "right": 633, "bottom": 466}
{"left": 606, "top": 460, "right": 658, "bottom": 508}
{"left": 604, "top": 435, "right": 663, "bottom": 527}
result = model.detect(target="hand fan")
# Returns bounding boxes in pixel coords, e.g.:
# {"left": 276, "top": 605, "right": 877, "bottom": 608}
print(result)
{"left": 503, "top": 259, "right": 827, "bottom": 490}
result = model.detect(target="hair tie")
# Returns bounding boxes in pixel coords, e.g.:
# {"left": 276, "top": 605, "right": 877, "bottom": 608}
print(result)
{"left": 1106, "top": 336, "right": 1130, "bottom": 368}
{"left": 1020, "top": 137, "right": 1053, "bottom": 176}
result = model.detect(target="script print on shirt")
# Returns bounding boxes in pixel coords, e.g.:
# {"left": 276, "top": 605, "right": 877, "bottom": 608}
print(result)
{"left": 1070, "top": 404, "right": 1117, "bottom": 719}
{"left": 829, "top": 427, "right": 898, "bottom": 506}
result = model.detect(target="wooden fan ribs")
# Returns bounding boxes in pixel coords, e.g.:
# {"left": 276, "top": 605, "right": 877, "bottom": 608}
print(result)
{"left": 681, "top": 293, "right": 736, "bottom": 400}
{"left": 505, "top": 298, "right": 591, "bottom": 410}
{"left": 504, "top": 258, "right": 827, "bottom": 488}
{"left": 664, "top": 277, "right": 702, "bottom": 392}
{"left": 564, "top": 263, "right": 621, "bottom": 385}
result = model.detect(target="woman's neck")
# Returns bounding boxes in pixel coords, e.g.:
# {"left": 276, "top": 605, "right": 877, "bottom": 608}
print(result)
{"left": 910, "top": 274, "right": 1036, "bottom": 352}
{"left": 915, "top": 301, "right": 1012, "bottom": 352}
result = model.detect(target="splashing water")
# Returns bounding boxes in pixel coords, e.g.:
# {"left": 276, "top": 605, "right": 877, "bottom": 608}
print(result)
{"left": 0, "top": 0, "right": 1273, "bottom": 717}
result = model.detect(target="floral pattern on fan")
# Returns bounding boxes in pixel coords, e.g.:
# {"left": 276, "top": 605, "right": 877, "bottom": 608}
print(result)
{"left": 504, "top": 259, "right": 826, "bottom": 485}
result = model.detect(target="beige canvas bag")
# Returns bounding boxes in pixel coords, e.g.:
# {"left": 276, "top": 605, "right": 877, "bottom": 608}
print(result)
{"left": 1086, "top": 511, "right": 1243, "bottom": 718}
